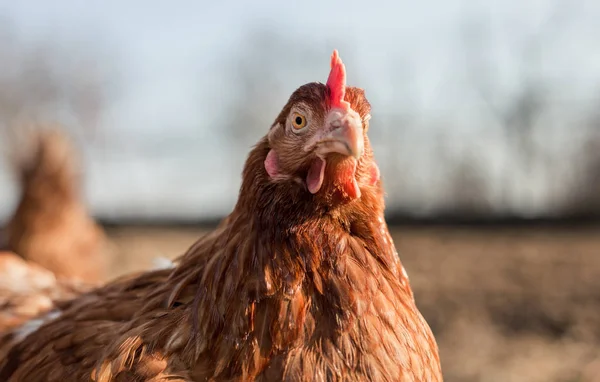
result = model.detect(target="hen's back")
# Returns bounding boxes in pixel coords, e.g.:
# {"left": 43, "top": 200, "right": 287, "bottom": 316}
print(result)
{"left": 0, "top": 261, "right": 180, "bottom": 382}
{"left": 0, "top": 251, "right": 91, "bottom": 359}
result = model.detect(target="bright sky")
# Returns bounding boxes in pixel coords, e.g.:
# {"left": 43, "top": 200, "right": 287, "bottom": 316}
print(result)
{"left": 0, "top": 0, "right": 598, "bottom": 219}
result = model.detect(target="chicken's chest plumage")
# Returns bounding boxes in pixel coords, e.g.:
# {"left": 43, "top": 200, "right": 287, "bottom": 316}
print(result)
{"left": 255, "top": 240, "right": 442, "bottom": 382}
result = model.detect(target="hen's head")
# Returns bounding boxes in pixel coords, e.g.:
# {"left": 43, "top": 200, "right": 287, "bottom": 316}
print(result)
{"left": 264, "top": 50, "right": 379, "bottom": 204}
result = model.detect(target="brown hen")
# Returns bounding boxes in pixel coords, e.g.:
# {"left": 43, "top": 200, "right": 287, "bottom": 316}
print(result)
{"left": 3, "top": 126, "right": 110, "bottom": 283}
{"left": 0, "top": 51, "right": 441, "bottom": 381}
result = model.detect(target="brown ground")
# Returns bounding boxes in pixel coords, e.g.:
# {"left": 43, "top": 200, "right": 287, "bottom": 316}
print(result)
{"left": 104, "top": 224, "right": 600, "bottom": 382}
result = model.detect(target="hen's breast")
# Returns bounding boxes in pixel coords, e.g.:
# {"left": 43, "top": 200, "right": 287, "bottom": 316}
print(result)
{"left": 260, "top": 246, "right": 441, "bottom": 382}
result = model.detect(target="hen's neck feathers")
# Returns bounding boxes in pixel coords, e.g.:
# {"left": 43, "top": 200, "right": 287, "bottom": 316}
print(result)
{"left": 235, "top": 139, "right": 382, "bottom": 226}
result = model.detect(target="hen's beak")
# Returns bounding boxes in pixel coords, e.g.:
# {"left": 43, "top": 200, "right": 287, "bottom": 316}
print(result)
{"left": 312, "top": 108, "right": 364, "bottom": 159}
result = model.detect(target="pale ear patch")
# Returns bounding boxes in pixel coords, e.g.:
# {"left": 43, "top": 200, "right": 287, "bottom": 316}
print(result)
{"left": 265, "top": 149, "right": 280, "bottom": 178}
{"left": 369, "top": 162, "right": 381, "bottom": 186}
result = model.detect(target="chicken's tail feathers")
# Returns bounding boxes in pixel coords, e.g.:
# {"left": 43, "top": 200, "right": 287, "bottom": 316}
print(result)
{"left": 2, "top": 122, "right": 83, "bottom": 243}
{"left": 2, "top": 122, "right": 81, "bottom": 191}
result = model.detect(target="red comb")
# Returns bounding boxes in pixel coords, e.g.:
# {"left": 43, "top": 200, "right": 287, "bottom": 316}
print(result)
{"left": 326, "top": 50, "right": 349, "bottom": 110}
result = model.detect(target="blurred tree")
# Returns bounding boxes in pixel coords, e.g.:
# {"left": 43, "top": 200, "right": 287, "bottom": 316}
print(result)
{"left": 0, "top": 16, "right": 119, "bottom": 228}
{"left": 375, "top": 57, "right": 417, "bottom": 206}
{"left": 459, "top": 0, "right": 580, "bottom": 213}
{"left": 0, "top": 17, "right": 115, "bottom": 143}
{"left": 441, "top": 153, "right": 492, "bottom": 218}
{"left": 561, "top": 103, "right": 600, "bottom": 216}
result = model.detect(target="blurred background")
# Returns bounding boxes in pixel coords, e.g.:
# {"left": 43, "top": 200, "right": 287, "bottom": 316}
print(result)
{"left": 0, "top": 1, "right": 599, "bottom": 381}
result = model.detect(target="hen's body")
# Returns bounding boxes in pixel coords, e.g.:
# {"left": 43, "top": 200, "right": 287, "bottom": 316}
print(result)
{"left": 0, "top": 54, "right": 441, "bottom": 381}
{"left": 4, "top": 127, "right": 110, "bottom": 283}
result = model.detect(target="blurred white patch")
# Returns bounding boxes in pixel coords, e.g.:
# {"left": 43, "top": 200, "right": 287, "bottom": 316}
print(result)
{"left": 401, "top": 266, "right": 409, "bottom": 280}
{"left": 15, "top": 310, "right": 61, "bottom": 342}
{"left": 152, "top": 256, "right": 175, "bottom": 270}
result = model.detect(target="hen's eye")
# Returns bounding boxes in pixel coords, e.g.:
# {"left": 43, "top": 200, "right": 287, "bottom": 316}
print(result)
{"left": 291, "top": 113, "right": 307, "bottom": 130}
